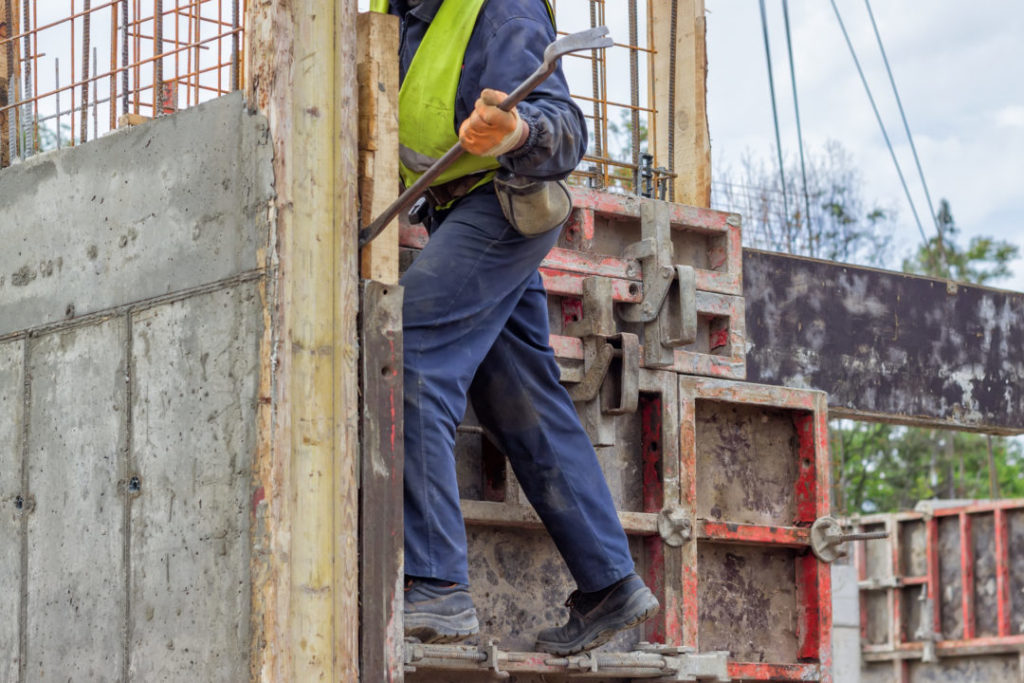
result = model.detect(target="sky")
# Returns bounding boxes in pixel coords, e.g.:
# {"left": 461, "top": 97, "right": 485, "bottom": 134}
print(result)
{"left": 703, "top": 0, "right": 1024, "bottom": 292}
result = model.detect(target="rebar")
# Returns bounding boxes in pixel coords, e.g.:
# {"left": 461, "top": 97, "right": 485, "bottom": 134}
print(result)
{"left": 81, "top": 0, "right": 91, "bottom": 142}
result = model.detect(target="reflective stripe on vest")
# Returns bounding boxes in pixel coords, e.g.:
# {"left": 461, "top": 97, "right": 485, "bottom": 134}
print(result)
{"left": 370, "top": 0, "right": 389, "bottom": 13}
{"left": 374, "top": 1, "right": 556, "bottom": 200}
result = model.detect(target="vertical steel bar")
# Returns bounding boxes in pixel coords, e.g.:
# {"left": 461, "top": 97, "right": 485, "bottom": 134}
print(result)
{"left": 960, "top": 512, "right": 975, "bottom": 640}
{"left": 640, "top": 395, "right": 668, "bottom": 643}
{"left": 855, "top": 522, "right": 869, "bottom": 643}
{"left": 54, "top": 59, "right": 60, "bottom": 149}
{"left": 9, "top": 73, "right": 17, "bottom": 159}
{"left": 132, "top": 0, "right": 139, "bottom": 114}
{"left": 71, "top": 0, "right": 76, "bottom": 144}
{"left": 217, "top": 0, "right": 222, "bottom": 94}
{"left": 92, "top": 47, "right": 98, "bottom": 139}
{"left": 121, "top": 0, "right": 128, "bottom": 115}
{"left": 995, "top": 508, "right": 1010, "bottom": 637}
{"left": 192, "top": 0, "right": 199, "bottom": 105}
{"left": 174, "top": 0, "right": 179, "bottom": 106}
{"left": 628, "top": 0, "right": 640, "bottom": 193}
{"left": 109, "top": 1, "right": 116, "bottom": 129}
{"left": 926, "top": 516, "right": 941, "bottom": 638}
{"left": 30, "top": 0, "right": 36, "bottom": 149}
{"left": 588, "top": 0, "right": 602, "bottom": 172}
{"left": 154, "top": 0, "right": 163, "bottom": 115}
{"left": 678, "top": 380, "right": 698, "bottom": 649}
{"left": 890, "top": 517, "right": 902, "bottom": 647}
{"left": 230, "top": 0, "right": 239, "bottom": 91}
{"left": 20, "top": 0, "right": 30, "bottom": 154}
{"left": 81, "top": 0, "right": 92, "bottom": 142}
{"left": 667, "top": 0, "right": 678, "bottom": 202}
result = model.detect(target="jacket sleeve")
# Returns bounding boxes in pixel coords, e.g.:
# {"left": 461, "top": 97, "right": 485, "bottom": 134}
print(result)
{"left": 471, "top": 14, "right": 588, "bottom": 180}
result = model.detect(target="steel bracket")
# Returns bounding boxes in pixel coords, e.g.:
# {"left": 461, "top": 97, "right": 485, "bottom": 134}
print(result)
{"left": 482, "top": 640, "right": 510, "bottom": 679}
{"left": 619, "top": 200, "right": 675, "bottom": 324}
{"left": 657, "top": 505, "right": 693, "bottom": 547}
{"left": 812, "top": 516, "right": 890, "bottom": 563}
{"left": 636, "top": 643, "right": 730, "bottom": 681}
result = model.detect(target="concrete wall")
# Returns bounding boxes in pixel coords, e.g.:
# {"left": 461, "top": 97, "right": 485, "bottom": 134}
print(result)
{"left": 0, "top": 92, "right": 272, "bottom": 682}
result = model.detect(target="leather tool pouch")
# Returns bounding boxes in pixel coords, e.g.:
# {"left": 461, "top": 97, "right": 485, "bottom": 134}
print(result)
{"left": 493, "top": 168, "right": 572, "bottom": 237}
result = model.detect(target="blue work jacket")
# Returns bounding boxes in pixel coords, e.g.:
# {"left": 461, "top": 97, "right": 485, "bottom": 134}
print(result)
{"left": 386, "top": 0, "right": 587, "bottom": 181}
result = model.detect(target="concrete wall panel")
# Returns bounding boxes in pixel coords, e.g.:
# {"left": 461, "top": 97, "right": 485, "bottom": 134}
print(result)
{"left": 0, "top": 339, "right": 24, "bottom": 681}
{"left": 128, "top": 284, "right": 260, "bottom": 681}
{"left": 26, "top": 321, "right": 127, "bottom": 680}
{"left": 0, "top": 92, "right": 273, "bottom": 337}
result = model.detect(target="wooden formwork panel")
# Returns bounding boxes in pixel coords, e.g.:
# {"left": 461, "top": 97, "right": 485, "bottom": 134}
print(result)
{"left": 851, "top": 500, "right": 1024, "bottom": 665}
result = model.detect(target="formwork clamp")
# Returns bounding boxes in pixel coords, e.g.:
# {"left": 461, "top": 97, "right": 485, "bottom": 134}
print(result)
{"left": 635, "top": 642, "right": 731, "bottom": 681}
{"left": 565, "top": 276, "right": 640, "bottom": 415}
{"left": 619, "top": 199, "right": 698, "bottom": 367}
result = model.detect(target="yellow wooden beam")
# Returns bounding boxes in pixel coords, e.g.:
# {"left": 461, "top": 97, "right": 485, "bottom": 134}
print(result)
{"left": 651, "top": 0, "right": 711, "bottom": 207}
{"left": 246, "top": 0, "right": 361, "bottom": 680}
{"left": 357, "top": 12, "right": 401, "bottom": 284}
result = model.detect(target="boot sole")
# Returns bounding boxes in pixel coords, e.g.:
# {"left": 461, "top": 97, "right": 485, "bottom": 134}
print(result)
{"left": 405, "top": 608, "right": 480, "bottom": 645}
{"left": 535, "top": 589, "right": 660, "bottom": 656}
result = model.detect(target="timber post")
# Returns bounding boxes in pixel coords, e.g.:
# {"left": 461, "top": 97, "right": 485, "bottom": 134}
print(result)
{"left": 652, "top": 0, "right": 711, "bottom": 207}
{"left": 245, "top": 0, "right": 361, "bottom": 680}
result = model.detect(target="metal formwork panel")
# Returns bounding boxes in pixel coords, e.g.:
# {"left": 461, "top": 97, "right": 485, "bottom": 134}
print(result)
{"left": 680, "top": 377, "right": 833, "bottom": 682}
{"left": 398, "top": 189, "right": 746, "bottom": 381}
{"left": 851, "top": 500, "right": 1024, "bottom": 666}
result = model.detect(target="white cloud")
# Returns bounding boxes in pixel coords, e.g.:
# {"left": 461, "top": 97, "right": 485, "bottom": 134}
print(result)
{"left": 995, "top": 106, "right": 1024, "bottom": 129}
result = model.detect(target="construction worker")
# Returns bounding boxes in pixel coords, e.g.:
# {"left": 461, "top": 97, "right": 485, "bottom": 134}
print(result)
{"left": 370, "top": 0, "right": 659, "bottom": 655}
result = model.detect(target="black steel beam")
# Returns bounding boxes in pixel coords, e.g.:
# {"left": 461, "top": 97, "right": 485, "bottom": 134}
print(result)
{"left": 743, "top": 250, "right": 1024, "bottom": 434}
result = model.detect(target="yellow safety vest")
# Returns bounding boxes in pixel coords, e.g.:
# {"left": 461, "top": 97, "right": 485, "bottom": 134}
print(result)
{"left": 371, "top": 0, "right": 555, "bottom": 197}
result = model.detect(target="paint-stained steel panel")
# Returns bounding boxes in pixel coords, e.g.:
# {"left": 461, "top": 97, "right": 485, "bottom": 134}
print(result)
{"left": 0, "top": 340, "right": 23, "bottom": 681}
{"left": 682, "top": 377, "right": 833, "bottom": 680}
{"left": 26, "top": 321, "right": 127, "bottom": 680}
{"left": 853, "top": 500, "right": 1024, "bottom": 665}
{"left": 744, "top": 250, "right": 1024, "bottom": 433}
{"left": 129, "top": 286, "right": 258, "bottom": 680}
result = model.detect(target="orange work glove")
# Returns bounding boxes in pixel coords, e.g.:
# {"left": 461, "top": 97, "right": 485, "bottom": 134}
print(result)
{"left": 458, "top": 88, "right": 529, "bottom": 157}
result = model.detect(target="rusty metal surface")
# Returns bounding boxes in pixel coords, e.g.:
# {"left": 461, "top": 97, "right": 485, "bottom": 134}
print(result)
{"left": 697, "top": 544, "right": 799, "bottom": 663}
{"left": 695, "top": 401, "right": 799, "bottom": 527}
{"left": 852, "top": 501, "right": 1024, "bottom": 666}
{"left": 360, "top": 281, "right": 405, "bottom": 683}
{"left": 744, "top": 249, "right": 1024, "bottom": 433}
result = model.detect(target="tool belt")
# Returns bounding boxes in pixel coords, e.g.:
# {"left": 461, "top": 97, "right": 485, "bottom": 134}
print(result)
{"left": 424, "top": 171, "right": 493, "bottom": 208}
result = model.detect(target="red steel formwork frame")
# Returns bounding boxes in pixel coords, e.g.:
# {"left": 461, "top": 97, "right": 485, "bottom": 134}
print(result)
{"left": 851, "top": 499, "right": 1024, "bottom": 666}
{"left": 680, "top": 377, "right": 833, "bottom": 682}
{"left": 396, "top": 188, "right": 834, "bottom": 681}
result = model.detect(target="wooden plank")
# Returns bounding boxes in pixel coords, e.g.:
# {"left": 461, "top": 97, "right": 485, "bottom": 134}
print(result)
{"left": 357, "top": 11, "right": 400, "bottom": 283}
{"left": 651, "top": 0, "right": 710, "bottom": 207}
{"left": 359, "top": 281, "right": 404, "bottom": 683}
{"left": 743, "top": 249, "right": 1024, "bottom": 433}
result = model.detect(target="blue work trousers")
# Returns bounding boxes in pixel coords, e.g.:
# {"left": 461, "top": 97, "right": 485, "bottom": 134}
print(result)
{"left": 401, "top": 188, "right": 635, "bottom": 593}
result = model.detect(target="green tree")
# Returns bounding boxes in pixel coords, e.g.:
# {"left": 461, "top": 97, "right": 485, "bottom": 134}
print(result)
{"left": 833, "top": 422, "right": 1024, "bottom": 516}
{"left": 902, "top": 198, "right": 1019, "bottom": 284}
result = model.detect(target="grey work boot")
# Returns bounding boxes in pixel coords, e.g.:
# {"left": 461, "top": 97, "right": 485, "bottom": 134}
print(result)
{"left": 404, "top": 577, "right": 480, "bottom": 644}
{"left": 535, "top": 573, "right": 659, "bottom": 655}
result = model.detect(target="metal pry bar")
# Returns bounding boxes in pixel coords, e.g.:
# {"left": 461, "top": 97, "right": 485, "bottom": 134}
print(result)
{"left": 358, "top": 26, "right": 614, "bottom": 249}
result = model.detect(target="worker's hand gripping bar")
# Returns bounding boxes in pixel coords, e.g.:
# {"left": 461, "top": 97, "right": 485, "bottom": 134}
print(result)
{"left": 358, "top": 26, "right": 614, "bottom": 249}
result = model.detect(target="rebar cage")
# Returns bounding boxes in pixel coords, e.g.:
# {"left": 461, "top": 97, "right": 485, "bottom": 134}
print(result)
{"left": 0, "top": 0, "right": 674, "bottom": 197}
